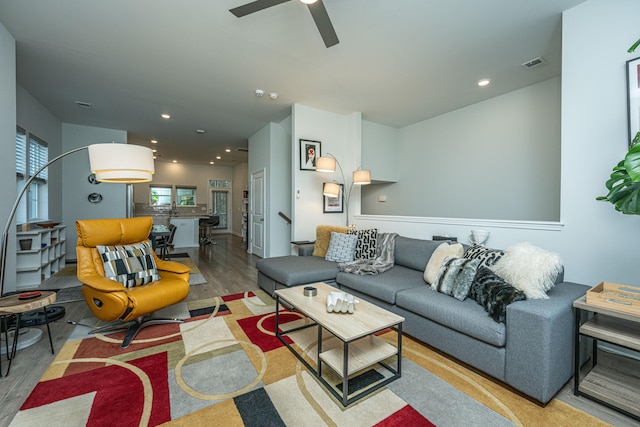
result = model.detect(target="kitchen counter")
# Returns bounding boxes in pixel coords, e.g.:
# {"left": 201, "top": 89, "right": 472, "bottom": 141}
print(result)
{"left": 169, "top": 217, "right": 200, "bottom": 248}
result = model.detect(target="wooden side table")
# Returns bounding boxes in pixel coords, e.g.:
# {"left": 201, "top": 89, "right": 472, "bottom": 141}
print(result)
{"left": 0, "top": 291, "right": 56, "bottom": 376}
{"left": 573, "top": 295, "right": 640, "bottom": 420}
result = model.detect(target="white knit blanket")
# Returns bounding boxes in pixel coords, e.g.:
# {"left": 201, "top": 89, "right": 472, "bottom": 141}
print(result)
{"left": 338, "top": 233, "right": 398, "bottom": 275}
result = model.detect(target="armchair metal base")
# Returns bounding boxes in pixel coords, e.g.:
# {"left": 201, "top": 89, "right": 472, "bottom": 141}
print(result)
{"left": 89, "top": 316, "right": 184, "bottom": 348}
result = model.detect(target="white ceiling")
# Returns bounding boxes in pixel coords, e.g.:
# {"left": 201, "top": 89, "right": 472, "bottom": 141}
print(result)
{"left": 0, "top": 0, "right": 585, "bottom": 167}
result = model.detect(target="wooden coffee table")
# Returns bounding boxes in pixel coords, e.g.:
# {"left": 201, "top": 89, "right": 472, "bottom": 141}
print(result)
{"left": 275, "top": 282, "right": 404, "bottom": 406}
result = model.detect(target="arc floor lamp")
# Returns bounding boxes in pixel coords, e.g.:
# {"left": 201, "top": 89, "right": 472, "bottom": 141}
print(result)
{"left": 316, "top": 153, "right": 371, "bottom": 226}
{"left": 0, "top": 143, "right": 154, "bottom": 348}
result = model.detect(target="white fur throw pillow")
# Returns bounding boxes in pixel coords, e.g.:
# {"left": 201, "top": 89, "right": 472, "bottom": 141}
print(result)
{"left": 491, "top": 242, "right": 563, "bottom": 299}
{"left": 424, "top": 242, "right": 464, "bottom": 284}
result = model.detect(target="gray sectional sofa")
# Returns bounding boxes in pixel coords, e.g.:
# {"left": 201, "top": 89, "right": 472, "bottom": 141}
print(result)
{"left": 255, "top": 236, "right": 589, "bottom": 404}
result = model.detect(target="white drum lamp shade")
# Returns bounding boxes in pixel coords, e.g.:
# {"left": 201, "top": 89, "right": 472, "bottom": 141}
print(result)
{"left": 352, "top": 169, "right": 371, "bottom": 185}
{"left": 316, "top": 156, "right": 337, "bottom": 172}
{"left": 323, "top": 182, "right": 341, "bottom": 198}
{"left": 88, "top": 143, "right": 155, "bottom": 183}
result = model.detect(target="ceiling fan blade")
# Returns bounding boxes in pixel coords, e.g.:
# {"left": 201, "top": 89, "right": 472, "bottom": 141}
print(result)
{"left": 307, "top": 1, "right": 339, "bottom": 48}
{"left": 230, "top": 0, "right": 291, "bottom": 18}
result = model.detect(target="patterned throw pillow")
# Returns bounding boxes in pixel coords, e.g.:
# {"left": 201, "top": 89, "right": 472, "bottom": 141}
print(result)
{"left": 470, "top": 267, "right": 526, "bottom": 323}
{"left": 325, "top": 232, "right": 358, "bottom": 263}
{"left": 423, "top": 242, "right": 464, "bottom": 284}
{"left": 97, "top": 240, "right": 160, "bottom": 288}
{"left": 431, "top": 257, "right": 480, "bottom": 301}
{"left": 347, "top": 228, "right": 378, "bottom": 260}
{"left": 463, "top": 244, "right": 504, "bottom": 269}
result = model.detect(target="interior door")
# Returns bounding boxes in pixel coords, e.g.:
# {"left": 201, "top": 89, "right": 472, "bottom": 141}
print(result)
{"left": 250, "top": 169, "right": 265, "bottom": 257}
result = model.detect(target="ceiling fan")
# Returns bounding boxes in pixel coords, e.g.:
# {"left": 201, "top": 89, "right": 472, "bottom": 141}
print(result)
{"left": 230, "top": 0, "right": 339, "bottom": 48}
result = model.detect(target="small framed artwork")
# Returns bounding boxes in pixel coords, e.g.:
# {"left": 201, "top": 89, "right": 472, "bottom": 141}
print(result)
{"left": 300, "top": 139, "right": 321, "bottom": 171}
{"left": 627, "top": 56, "right": 640, "bottom": 145}
{"left": 323, "top": 183, "right": 344, "bottom": 213}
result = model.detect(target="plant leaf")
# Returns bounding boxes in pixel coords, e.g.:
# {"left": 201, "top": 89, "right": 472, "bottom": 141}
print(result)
{"left": 598, "top": 159, "right": 640, "bottom": 214}
{"left": 624, "top": 142, "right": 640, "bottom": 181}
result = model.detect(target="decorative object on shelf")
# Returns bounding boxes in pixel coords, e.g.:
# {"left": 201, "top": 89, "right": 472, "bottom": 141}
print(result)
{"left": 326, "top": 291, "right": 358, "bottom": 313}
{"left": 19, "top": 239, "right": 32, "bottom": 251}
{"left": 470, "top": 229, "right": 490, "bottom": 245}
{"left": 87, "top": 173, "right": 100, "bottom": 184}
{"left": 1, "top": 143, "right": 154, "bottom": 302}
{"left": 299, "top": 139, "right": 321, "bottom": 171}
{"left": 323, "top": 183, "right": 343, "bottom": 213}
{"left": 36, "top": 221, "right": 61, "bottom": 229}
{"left": 88, "top": 193, "right": 103, "bottom": 204}
{"left": 316, "top": 152, "right": 371, "bottom": 225}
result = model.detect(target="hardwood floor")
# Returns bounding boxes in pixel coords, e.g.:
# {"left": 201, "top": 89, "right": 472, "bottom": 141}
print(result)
{"left": 0, "top": 234, "right": 638, "bottom": 426}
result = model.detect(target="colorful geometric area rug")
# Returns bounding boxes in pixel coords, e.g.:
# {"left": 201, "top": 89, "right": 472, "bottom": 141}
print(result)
{"left": 9, "top": 290, "right": 605, "bottom": 427}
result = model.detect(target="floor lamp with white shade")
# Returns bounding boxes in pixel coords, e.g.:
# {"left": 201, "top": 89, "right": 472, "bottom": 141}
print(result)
{"left": 316, "top": 153, "right": 371, "bottom": 226}
{"left": 0, "top": 143, "right": 154, "bottom": 350}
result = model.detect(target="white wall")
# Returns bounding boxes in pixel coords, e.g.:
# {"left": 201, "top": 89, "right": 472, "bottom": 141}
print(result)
{"left": 0, "top": 22, "right": 16, "bottom": 294}
{"left": 362, "top": 77, "right": 561, "bottom": 221}
{"left": 248, "top": 120, "right": 292, "bottom": 258}
{"left": 61, "top": 123, "right": 128, "bottom": 260}
{"left": 357, "top": 0, "right": 640, "bottom": 286}
{"left": 16, "top": 85, "right": 62, "bottom": 222}
{"left": 291, "top": 104, "right": 362, "bottom": 242}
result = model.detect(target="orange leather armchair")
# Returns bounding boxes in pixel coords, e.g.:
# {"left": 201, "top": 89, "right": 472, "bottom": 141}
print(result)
{"left": 76, "top": 216, "right": 190, "bottom": 348}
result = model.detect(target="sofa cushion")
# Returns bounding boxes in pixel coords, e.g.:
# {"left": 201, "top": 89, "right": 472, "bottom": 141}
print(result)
{"left": 463, "top": 244, "right": 504, "bottom": 269}
{"left": 491, "top": 242, "right": 563, "bottom": 300}
{"left": 423, "top": 242, "right": 464, "bottom": 284}
{"left": 325, "top": 232, "right": 358, "bottom": 262}
{"left": 337, "top": 265, "right": 425, "bottom": 304}
{"left": 347, "top": 228, "right": 378, "bottom": 260}
{"left": 395, "top": 285, "right": 507, "bottom": 347}
{"left": 470, "top": 267, "right": 526, "bottom": 322}
{"left": 312, "top": 225, "right": 350, "bottom": 257}
{"left": 97, "top": 240, "right": 160, "bottom": 288}
{"left": 394, "top": 237, "right": 443, "bottom": 271}
{"left": 431, "top": 257, "right": 480, "bottom": 301}
{"left": 256, "top": 255, "right": 339, "bottom": 286}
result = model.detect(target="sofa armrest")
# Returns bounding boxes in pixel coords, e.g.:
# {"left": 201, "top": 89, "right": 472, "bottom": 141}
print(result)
{"left": 504, "top": 281, "right": 589, "bottom": 403}
{"left": 297, "top": 243, "right": 315, "bottom": 256}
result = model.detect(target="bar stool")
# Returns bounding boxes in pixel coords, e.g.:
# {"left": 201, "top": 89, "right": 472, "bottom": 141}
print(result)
{"left": 199, "top": 216, "right": 219, "bottom": 245}
{"left": 0, "top": 291, "right": 56, "bottom": 376}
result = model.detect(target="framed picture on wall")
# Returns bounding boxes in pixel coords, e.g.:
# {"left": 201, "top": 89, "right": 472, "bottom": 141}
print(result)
{"left": 323, "top": 183, "right": 344, "bottom": 213}
{"left": 300, "top": 139, "right": 321, "bottom": 171}
{"left": 627, "top": 56, "right": 640, "bottom": 145}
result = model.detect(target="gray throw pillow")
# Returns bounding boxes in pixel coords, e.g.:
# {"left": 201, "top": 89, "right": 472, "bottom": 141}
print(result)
{"left": 431, "top": 257, "right": 480, "bottom": 301}
{"left": 325, "top": 232, "right": 358, "bottom": 263}
{"left": 470, "top": 267, "right": 526, "bottom": 323}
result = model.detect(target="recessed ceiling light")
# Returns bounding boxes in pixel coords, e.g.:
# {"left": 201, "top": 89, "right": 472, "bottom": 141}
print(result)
{"left": 161, "top": 114, "right": 171, "bottom": 119}
{"left": 172, "top": 160, "right": 177, "bottom": 163}
{"left": 478, "top": 79, "right": 491, "bottom": 87}
{"left": 225, "top": 148, "right": 231, "bottom": 152}
{"left": 150, "top": 139, "right": 158, "bottom": 144}
{"left": 196, "top": 129, "right": 207, "bottom": 134}
{"left": 300, "top": 0, "right": 317, "bottom": 4}
{"left": 152, "top": 149, "right": 157, "bottom": 153}
{"left": 216, "top": 156, "right": 221, "bottom": 159}
{"left": 210, "top": 161, "right": 215, "bottom": 165}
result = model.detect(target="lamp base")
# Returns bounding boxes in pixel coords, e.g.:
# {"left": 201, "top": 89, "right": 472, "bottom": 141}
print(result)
{"left": 0, "top": 327, "right": 43, "bottom": 355}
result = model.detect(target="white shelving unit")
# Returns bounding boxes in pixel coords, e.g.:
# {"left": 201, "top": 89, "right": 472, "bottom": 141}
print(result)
{"left": 242, "top": 189, "right": 249, "bottom": 245}
{"left": 15, "top": 225, "right": 66, "bottom": 289}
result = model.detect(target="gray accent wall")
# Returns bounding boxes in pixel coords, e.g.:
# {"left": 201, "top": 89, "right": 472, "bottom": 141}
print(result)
{"left": 362, "top": 77, "right": 561, "bottom": 221}
{"left": 0, "top": 22, "right": 16, "bottom": 293}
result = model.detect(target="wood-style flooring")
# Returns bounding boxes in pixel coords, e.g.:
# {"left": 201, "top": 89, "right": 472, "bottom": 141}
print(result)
{"left": 0, "top": 234, "right": 638, "bottom": 426}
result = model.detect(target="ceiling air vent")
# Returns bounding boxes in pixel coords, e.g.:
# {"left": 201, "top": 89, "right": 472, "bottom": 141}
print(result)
{"left": 521, "top": 57, "right": 548, "bottom": 70}
{"left": 236, "top": 147, "right": 249, "bottom": 152}
{"left": 74, "top": 101, "right": 92, "bottom": 109}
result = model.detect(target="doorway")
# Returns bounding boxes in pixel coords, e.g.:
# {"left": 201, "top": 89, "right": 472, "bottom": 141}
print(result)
{"left": 210, "top": 190, "right": 229, "bottom": 230}
{"left": 250, "top": 169, "right": 265, "bottom": 258}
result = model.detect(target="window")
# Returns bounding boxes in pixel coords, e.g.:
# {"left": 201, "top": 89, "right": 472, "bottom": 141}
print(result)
{"left": 176, "top": 186, "right": 196, "bottom": 206}
{"left": 15, "top": 129, "right": 49, "bottom": 222}
{"left": 150, "top": 185, "right": 172, "bottom": 206}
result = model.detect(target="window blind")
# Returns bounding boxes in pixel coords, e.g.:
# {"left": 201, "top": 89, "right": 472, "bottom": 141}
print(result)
{"left": 28, "top": 135, "right": 48, "bottom": 182}
{"left": 16, "top": 127, "right": 26, "bottom": 177}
